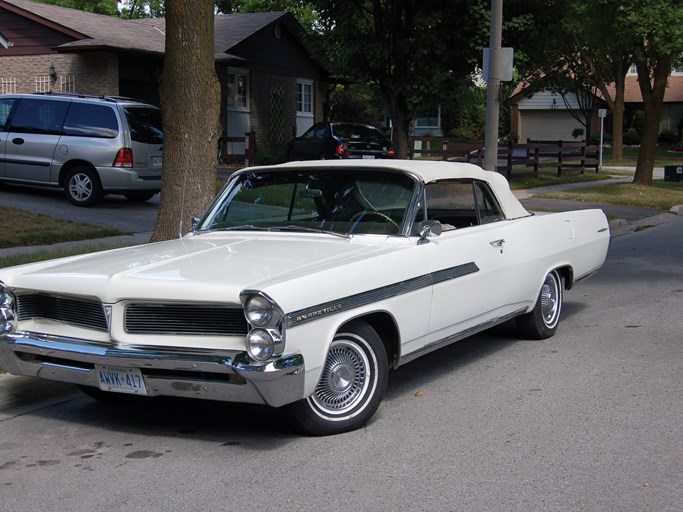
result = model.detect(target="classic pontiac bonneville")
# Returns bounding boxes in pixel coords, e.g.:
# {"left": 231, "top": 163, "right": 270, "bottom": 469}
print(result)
{"left": 0, "top": 160, "right": 610, "bottom": 435}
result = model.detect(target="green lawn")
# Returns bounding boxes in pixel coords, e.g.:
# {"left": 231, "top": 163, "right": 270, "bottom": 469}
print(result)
{"left": 0, "top": 205, "right": 125, "bottom": 249}
{"left": 535, "top": 181, "right": 683, "bottom": 211}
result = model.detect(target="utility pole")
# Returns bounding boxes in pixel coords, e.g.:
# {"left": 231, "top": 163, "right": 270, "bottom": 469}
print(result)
{"left": 483, "top": 0, "right": 503, "bottom": 171}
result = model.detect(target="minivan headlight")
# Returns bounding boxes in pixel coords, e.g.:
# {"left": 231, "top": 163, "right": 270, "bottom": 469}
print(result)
{"left": 0, "top": 281, "right": 18, "bottom": 335}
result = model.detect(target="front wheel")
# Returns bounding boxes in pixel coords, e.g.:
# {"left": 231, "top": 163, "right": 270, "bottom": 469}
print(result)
{"left": 516, "top": 269, "right": 563, "bottom": 339}
{"left": 286, "top": 320, "right": 388, "bottom": 436}
{"left": 64, "top": 166, "right": 102, "bottom": 207}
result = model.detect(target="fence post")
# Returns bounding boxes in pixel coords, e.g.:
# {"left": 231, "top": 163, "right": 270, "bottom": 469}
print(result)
{"left": 219, "top": 130, "right": 228, "bottom": 165}
{"left": 580, "top": 141, "right": 586, "bottom": 174}
{"left": 557, "top": 140, "right": 563, "bottom": 176}
{"left": 244, "top": 131, "right": 255, "bottom": 167}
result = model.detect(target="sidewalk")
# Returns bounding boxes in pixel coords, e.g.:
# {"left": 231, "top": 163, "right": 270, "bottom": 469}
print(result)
{"left": 1, "top": 167, "right": 682, "bottom": 412}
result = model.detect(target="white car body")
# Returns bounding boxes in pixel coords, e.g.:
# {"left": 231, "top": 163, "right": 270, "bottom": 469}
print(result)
{"left": 0, "top": 160, "right": 610, "bottom": 434}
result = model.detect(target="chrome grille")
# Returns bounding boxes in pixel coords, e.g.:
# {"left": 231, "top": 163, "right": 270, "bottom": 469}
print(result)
{"left": 125, "top": 304, "right": 248, "bottom": 336}
{"left": 17, "top": 293, "right": 108, "bottom": 331}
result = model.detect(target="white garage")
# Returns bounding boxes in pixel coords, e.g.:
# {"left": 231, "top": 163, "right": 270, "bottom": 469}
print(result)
{"left": 510, "top": 90, "right": 588, "bottom": 142}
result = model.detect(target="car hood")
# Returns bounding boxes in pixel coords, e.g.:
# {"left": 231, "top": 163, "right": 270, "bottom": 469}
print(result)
{"left": 2, "top": 233, "right": 397, "bottom": 305}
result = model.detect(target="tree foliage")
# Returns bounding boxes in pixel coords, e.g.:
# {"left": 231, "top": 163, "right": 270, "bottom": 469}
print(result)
{"left": 624, "top": 0, "right": 683, "bottom": 185}
{"left": 35, "top": 0, "right": 118, "bottom": 15}
{"left": 516, "top": 0, "right": 683, "bottom": 183}
{"left": 302, "top": 0, "right": 489, "bottom": 157}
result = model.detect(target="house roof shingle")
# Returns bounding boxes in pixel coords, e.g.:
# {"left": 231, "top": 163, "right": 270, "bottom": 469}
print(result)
{"left": 2, "top": 0, "right": 297, "bottom": 61}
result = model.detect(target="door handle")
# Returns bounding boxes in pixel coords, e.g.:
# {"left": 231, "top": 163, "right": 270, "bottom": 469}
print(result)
{"left": 12, "top": 138, "right": 25, "bottom": 145}
{"left": 490, "top": 239, "right": 505, "bottom": 253}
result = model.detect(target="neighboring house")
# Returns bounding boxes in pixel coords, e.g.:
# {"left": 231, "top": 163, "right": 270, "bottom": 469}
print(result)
{"left": 507, "top": 88, "right": 591, "bottom": 142}
{"left": 0, "top": 0, "right": 330, "bottom": 161}
{"left": 507, "top": 70, "right": 683, "bottom": 142}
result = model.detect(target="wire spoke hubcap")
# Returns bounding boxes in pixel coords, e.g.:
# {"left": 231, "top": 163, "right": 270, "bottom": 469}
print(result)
{"left": 541, "top": 273, "right": 561, "bottom": 327}
{"left": 312, "top": 339, "right": 370, "bottom": 415}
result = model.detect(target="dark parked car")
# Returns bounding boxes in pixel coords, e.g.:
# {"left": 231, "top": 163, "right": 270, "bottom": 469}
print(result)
{"left": 286, "top": 122, "right": 394, "bottom": 161}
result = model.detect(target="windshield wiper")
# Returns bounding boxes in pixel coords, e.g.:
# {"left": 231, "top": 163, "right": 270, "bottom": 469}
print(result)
{"left": 210, "top": 224, "right": 272, "bottom": 232}
{"left": 269, "top": 225, "right": 351, "bottom": 239}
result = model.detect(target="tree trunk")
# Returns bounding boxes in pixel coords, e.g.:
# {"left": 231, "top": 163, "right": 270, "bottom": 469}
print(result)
{"left": 595, "top": 62, "right": 627, "bottom": 163}
{"left": 153, "top": 0, "right": 221, "bottom": 241}
{"left": 632, "top": 50, "right": 671, "bottom": 186}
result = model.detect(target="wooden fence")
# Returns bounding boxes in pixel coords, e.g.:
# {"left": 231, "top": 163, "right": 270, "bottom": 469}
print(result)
{"left": 409, "top": 136, "right": 599, "bottom": 178}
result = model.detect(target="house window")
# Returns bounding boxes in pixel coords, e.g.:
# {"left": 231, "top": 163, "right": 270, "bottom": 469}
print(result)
{"left": 297, "top": 80, "right": 313, "bottom": 115}
{"left": 227, "top": 69, "right": 249, "bottom": 110}
{"left": 414, "top": 105, "right": 441, "bottom": 129}
{"left": 1, "top": 77, "right": 16, "bottom": 94}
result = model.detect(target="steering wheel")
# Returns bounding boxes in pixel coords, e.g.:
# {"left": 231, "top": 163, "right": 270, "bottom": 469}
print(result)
{"left": 350, "top": 210, "right": 400, "bottom": 230}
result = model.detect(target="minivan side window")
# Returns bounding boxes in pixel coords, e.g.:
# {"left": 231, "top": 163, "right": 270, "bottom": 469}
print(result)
{"left": 63, "top": 103, "right": 119, "bottom": 138}
{"left": 0, "top": 98, "right": 17, "bottom": 131}
{"left": 10, "top": 99, "right": 69, "bottom": 135}
{"left": 123, "top": 106, "right": 163, "bottom": 144}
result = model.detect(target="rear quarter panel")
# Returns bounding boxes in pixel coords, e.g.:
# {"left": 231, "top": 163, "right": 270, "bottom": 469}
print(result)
{"left": 504, "top": 209, "right": 610, "bottom": 310}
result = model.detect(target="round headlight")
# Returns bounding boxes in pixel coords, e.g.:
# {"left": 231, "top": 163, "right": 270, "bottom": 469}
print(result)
{"left": 0, "top": 284, "right": 18, "bottom": 335}
{"left": 246, "top": 329, "right": 274, "bottom": 361}
{"left": 245, "top": 295, "right": 273, "bottom": 327}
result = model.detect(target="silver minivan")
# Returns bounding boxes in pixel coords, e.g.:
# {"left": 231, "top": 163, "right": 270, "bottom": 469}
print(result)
{"left": 0, "top": 93, "right": 163, "bottom": 206}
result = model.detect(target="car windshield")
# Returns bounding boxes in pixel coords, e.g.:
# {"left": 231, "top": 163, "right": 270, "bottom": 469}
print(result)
{"left": 197, "top": 168, "right": 417, "bottom": 236}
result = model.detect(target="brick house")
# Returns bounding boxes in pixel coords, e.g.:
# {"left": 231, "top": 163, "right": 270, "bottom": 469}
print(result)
{"left": 0, "top": 0, "right": 331, "bottom": 161}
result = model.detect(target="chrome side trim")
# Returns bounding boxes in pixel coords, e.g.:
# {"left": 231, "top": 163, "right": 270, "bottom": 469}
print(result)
{"left": 397, "top": 307, "right": 528, "bottom": 366}
{"left": 286, "top": 262, "right": 480, "bottom": 326}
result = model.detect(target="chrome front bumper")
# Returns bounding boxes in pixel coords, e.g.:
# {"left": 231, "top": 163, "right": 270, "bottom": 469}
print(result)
{"left": 0, "top": 331, "right": 305, "bottom": 407}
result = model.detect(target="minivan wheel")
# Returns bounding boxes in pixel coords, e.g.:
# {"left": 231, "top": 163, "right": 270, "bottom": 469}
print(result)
{"left": 64, "top": 166, "right": 102, "bottom": 207}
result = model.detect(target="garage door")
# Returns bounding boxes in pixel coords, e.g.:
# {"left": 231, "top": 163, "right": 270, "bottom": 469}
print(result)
{"left": 519, "top": 111, "right": 584, "bottom": 141}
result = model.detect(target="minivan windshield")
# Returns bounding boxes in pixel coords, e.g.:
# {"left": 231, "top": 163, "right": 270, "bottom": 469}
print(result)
{"left": 197, "top": 168, "right": 417, "bottom": 236}
{"left": 124, "top": 106, "right": 163, "bottom": 144}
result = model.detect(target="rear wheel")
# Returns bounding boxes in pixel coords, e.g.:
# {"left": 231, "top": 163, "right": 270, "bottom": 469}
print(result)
{"left": 64, "top": 166, "right": 102, "bottom": 207}
{"left": 516, "top": 269, "right": 563, "bottom": 339}
{"left": 286, "top": 320, "right": 388, "bottom": 436}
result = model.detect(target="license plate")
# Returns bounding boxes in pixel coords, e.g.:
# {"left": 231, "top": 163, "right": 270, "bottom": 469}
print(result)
{"left": 362, "top": 155, "right": 376, "bottom": 159}
{"left": 96, "top": 365, "right": 147, "bottom": 395}
{"left": 151, "top": 156, "right": 163, "bottom": 167}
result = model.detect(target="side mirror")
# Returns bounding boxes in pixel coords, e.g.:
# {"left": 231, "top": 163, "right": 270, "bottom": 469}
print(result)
{"left": 417, "top": 220, "right": 442, "bottom": 245}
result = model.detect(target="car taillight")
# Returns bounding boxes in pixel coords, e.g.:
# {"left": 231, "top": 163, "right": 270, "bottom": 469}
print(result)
{"left": 113, "top": 148, "right": 133, "bottom": 168}
{"left": 335, "top": 143, "right": 348, "bottom": 157}
{"left": 387, "top": 147, "right": 395, "bottom": 158}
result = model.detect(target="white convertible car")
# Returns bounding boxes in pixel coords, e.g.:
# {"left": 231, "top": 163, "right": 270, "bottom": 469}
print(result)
{"left": 0, "top": 160, "right": 610, "bottom": 435}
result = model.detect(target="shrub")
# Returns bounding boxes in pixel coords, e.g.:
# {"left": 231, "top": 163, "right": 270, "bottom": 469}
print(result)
{"left": 623, "top": 128, "right": 641, "bottom": 146}
{"left": 572, "top": 128, "right": 585, "bottom": 139}
{"left": 658, "top": 129, "right": 678, "bottom": 145}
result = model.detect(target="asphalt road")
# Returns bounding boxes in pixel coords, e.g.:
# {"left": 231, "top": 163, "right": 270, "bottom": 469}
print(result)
{"left": 0, "top": 182, "right": 160, "bottom": 234}
{"left": 0, "top": 216, "right": 681, "bottom": 511}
